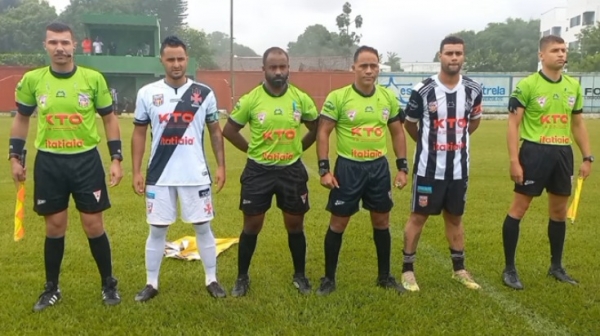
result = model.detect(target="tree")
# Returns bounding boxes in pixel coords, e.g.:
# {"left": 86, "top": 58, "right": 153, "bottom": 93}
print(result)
{"left": 384, "top": 51, "right": 402, "bottom": 71}
{"left": 176, "top": 27, "right": 218, "bottom": 70}
{"left": 436, "top": 18, "right": 540, "bottom": 72}
{"left": 0, "top": 0, "right": 21, "bottom": 13}
{"left": 207, "top": 31, "right": 257, "bottom": 57}
{"left": 336, "top": 2, "right": 363, "bottom": 48}
{"left": 0, "top": 0, "right": 58, "bottom": 53}
{"left": 288, "top": 24, "right": 344, "bottom": 56}
{"left": 567, "top": 22, "right": 600, "bottom": 72}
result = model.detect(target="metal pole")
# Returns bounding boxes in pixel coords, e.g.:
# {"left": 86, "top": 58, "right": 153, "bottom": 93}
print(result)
{"left": 229, "top": 0, "right": 235, "bottom": 110}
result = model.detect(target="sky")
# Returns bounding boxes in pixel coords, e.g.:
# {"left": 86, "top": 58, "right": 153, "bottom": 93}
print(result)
{"left": 47, "top": 0, "right": 566, "bottom": 62}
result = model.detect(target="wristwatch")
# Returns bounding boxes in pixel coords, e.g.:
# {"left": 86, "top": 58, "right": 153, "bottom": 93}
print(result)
{"left": 583, "top": 155, "right": 594, "bottom": 163}
{"left": 111, "top": 154, "right": 123, "bottom": 162}
{"left": 318, "top": 168, "right": 330, "bottom": 176}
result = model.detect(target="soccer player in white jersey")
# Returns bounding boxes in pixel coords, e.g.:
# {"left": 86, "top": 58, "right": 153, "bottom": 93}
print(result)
{"left": 131, "top": 36, "right": 227, "bottom": 301}
{"left": 401, "top": 36, "right": 483, "bottom": 291}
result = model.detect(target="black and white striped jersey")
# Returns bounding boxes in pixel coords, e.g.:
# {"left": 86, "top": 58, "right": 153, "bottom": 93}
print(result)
{"left": 404, "top": 75, "right": 483, "bottom": 180}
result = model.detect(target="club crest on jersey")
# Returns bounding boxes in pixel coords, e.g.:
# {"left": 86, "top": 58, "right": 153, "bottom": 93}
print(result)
{"left": 78, "top": 93, "right": 90, "bottom": 108}
{"left": 382, "top": 108, "right": 389, "bottom": 121}
{"left": 346, "top": 110, "right": 356, "bottom": 121}
{"left": 257, "top": 112, "right": 266, "bottom": 124}
{"left": 152, "top": 94, "right": 164, "bottom": 107}
{"left": 568, "top": 96, "right": 575, "bottom": 107}
{"left": 191, "top": 87, "right": 203, "bottom": 107}
{"left": 293, "top": 110, "right": 301, "bottom": 122}
{"left": 38, "top": 95, "right": 47, "bottom": 107}
{"left": 427, "top": 102, "right": 437, "bottom": 113}
{"left": 537, "top": 96, "right": 546, "bottom": 107}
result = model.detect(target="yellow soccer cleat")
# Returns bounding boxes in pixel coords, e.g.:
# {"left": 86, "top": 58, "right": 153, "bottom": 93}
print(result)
{"left": 452, "top": 269, "right": 481, "bottom": 290}
{"left": 401, "top": 271, "right": 420, "bottom": 292}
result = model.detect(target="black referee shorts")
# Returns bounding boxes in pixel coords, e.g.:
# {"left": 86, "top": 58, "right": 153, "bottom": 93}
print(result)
{"left": 514, "top": 140, "right": 573, "bottom": 197}
{"left": 326, "top": 156, "right": 393, "bottom": 217}
{"left": 33, "top": 148, "right": 110, "bottom": 216}
{"left": 239, "top": 159, "right": 310, "bottom": 216}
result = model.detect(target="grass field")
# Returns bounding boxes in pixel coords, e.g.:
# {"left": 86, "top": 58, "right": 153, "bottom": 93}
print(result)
{"left": 0, "top": 116, "right": 599, "bottom": 335}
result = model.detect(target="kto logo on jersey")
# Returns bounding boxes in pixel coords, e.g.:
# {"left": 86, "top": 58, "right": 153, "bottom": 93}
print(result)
{"left": 262, "top": 129, "right": 296, "bottom": 141}
{"left": 159, "top": 111, "right": 195, "bottom": 123}
{"left": 160, "top": 136, "right": 195, "bottom": 145}
{"left": 540, "top": 114, "right": 568, "bottom": 125}
{"left": 351, "top": 126, "right": 383, "bottom": 137}
{"left": 46, "top": 113, "right": 83, "bottom": 130}
{"left": 433, "top": 118, "right": 468, "bottom": 129}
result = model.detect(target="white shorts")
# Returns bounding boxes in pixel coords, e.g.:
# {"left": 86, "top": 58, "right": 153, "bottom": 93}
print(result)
{"left": 145, "top": 185, "right": 214, "bottom": 225}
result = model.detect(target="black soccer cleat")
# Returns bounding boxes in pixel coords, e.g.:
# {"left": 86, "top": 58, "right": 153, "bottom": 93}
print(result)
{"left": 231, "top": 275, "right": 250, "bottom": 297}
{"left": 206, "top": 281, "right": 227, "bottom": 298}
{"left": 33, "top": 282, "right": 62, "bottom": 312}
{"left": 316, "top": 277, "right": 336, "bottom": 296}
{"left": 135, "top": 285, "right": 159, "bottom": 302}
{"left": 377, "top": 274, "right": 406, "bottom": 294}
{"left": 548, "top": 266, "right": 578, "bottom": 285}
{"left": 102, "top": 277, "right": 121, "bottom": 306}
{"left": 502, "top": 268, "right": 524, "bottom": 290}
{"left": 292, "top": 273, "right": 312, "bottom": 295}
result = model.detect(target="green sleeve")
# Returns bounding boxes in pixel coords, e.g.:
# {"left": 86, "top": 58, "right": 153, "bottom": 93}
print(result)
{"left": 573, "top": 83, "right": 584, "bottom": 114}
{"left": 320, "top": 91, "right": 339, "bottom": 121}
{"left": 95, "top": 72, "right": 113, "bottom": 116}
{"left": 15, "top": 72, "right": 37, "bottom": 116}
{"left": 229, "top": 93, "right": 251, "bottom": 126}
{"left": 300, "top": 93, "right": 319, "bottom": 122}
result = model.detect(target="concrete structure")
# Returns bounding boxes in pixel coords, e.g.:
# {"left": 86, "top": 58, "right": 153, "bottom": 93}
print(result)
{"left": 540, "top": 0, "right": 599, "bottom": 50}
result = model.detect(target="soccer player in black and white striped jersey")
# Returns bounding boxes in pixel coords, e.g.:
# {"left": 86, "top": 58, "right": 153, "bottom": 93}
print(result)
{"left": 400, "top": 36, "right": 483, "bottom": 291}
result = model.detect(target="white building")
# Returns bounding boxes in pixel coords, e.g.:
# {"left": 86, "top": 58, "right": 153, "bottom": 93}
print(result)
{"left": 400, "top": 62, "right": 441, "bottom": 73}
{"left": 540, "top": 0, "right": 599, "bottom": 50}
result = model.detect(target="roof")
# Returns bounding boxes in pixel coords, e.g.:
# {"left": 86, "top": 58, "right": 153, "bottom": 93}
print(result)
{"left": 81, "top": 14, "right": 159, "bottom": 28}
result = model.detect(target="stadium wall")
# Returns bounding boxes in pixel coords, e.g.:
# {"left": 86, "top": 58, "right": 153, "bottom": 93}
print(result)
{"left": 2, "top": 67, "right": 600, "bottom": 113}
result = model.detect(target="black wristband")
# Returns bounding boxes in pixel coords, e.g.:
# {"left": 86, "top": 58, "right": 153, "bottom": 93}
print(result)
{"left": 107, "top": 140, "right": 122, "bottom": 158}
{"left": 396, "top": 158, "right": 408, "bottom": 170}
{"left": 8, "top": 138, "right": 26, "bottom": 157}
{"left": 318, "top": 159, "right": 330, "bottom": 170}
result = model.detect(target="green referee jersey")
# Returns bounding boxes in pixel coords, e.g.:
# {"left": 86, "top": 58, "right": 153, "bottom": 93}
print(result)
{"left": 320, "top": 84, "right": 401, "bottom": 161}
{"left": 229, "top": 83, "right": 319, "bottom": 166}
{"left": 15, "top": 66, "right": 113, "bottom": 154}
{"left": 510, "top": 71, "right": 583, "bottom": 146}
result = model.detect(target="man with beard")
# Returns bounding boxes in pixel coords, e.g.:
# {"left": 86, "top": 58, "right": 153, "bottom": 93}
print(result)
{"left": 222, "top": 47, "right": 319, "bottom": 297}
{"left": 501, "top": 35, "right": 593, "bottom": 290}
{"left": 400, "top": 36, "right": 483, "bottom": 292}
{"left": 131, "top": 36, "right": 227, "bottom": 301}
{"left": 315, "top": 45, "right": 409, "bottom": 296}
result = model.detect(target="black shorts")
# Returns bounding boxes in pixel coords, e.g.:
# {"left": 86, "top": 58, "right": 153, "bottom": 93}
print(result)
{"left": 410, "top": 175, "right": 468, "bottom": 216}
{"left": 33, "top": 148, "right": 110, "bottom": 216}
{"left": 326, "top": 156, "right": 393, "bottom": 217}
{"left": 514, "top": 140, "right": 573, "bottom": 197}
{"left": 239, "top": 159, "right": 309, "bottom": 216}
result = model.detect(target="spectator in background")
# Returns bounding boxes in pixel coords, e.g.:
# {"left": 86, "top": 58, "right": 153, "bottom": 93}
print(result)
{"left": 109, "top": 42, "right": 117, "bottom": 56}
{"left": 110, "top": 88, "right": 119, "bottom": 114}
{"left": 143, "top": 42, "right": 150, "bottom": 56}
{"left": 93, "top": 37, "right": 103, "bottom": 55}
{"left": 82, "top": 36, "right": 92, "bottom": 56}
